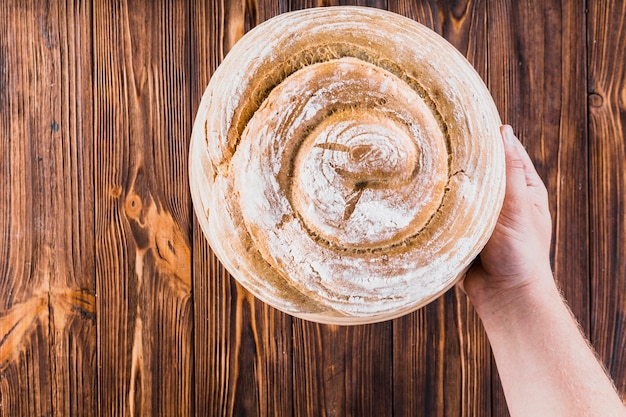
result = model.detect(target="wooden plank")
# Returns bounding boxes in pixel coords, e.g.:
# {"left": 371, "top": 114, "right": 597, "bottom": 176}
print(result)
{"left": 587, "top": 0, "right": 626, "bottom": 399}
{"left": 190, "top": 1, "right": 295, "bottom": 416}
{"left": 392, "top": 305, "right": 441, "bottom": 416}
{"left": 291, "top": 320, "right": 393, "bottom": 417}
{"left": 189, "top": 1, "right": 232, "bottom": 414}
{"left": 0, "top": 1, "right": 96, "bottom": 416}
{"left": 0, "top": 3, "right": 50, "bottom": 414}
{"left": 92, "top": 0, "right": 193, "bottom": 415}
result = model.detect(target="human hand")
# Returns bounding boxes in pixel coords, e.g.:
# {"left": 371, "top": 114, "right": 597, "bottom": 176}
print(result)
{"left": 462, "top": 125, "right": 553, "bottom": 312}
{"left": 462, "top": 127, "right": 626, "bottom": 417}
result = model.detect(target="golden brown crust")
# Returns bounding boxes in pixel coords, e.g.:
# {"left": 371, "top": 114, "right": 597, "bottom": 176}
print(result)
{"left": 189, "top": 6, "right": 505, "bottom": 324}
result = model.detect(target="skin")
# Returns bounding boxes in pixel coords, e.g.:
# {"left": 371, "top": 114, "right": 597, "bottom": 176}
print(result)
{"left": 462, "top": 125, "right": 626, "bottom": 417}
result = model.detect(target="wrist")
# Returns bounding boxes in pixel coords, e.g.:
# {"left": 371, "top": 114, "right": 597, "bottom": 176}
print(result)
{"left": 467, "top": 267, "right": 557, "bottom": 326}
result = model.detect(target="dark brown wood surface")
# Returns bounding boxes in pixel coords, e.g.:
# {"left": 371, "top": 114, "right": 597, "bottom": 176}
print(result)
{"left": 1, "top": 1, "right": 624, "bottom": 416}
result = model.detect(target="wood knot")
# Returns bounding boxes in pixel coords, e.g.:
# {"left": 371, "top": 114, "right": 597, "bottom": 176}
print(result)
{"left": 110, "top": 185, "right": 123, "bottom": 198}
{"left": 125, "top": 193, "right": 144, "bottom": 219}
{"left": 588, "top": 92, "right": 604, "bottom": 107}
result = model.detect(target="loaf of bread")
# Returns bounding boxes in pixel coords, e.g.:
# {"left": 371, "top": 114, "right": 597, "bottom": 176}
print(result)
{"left": 189, "top": 6, "right": 505, "bottom": 324}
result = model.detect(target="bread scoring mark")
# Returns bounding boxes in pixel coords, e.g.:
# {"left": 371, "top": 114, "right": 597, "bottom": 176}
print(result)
{"left": 315, "top": 138, "right": 419, "bottom": 223}
{"left": 343, "top": 186, "right": 366, "bottom": 221}
{"left": 314, "top": 142, "right": 351, "bottom": 152}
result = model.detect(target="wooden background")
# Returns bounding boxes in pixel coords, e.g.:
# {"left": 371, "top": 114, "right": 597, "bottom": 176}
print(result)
{"left": 1, "top": 0, "right": 625, "bottom": 416}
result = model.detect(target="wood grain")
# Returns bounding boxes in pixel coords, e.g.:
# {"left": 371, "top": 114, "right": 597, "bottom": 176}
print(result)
{"left": 189, "top": 1, "right": 229, "bottom": 414}
{"left": 0, "top": 1, "right": 96, "bottom": 416}
{"left": 588, "top": 0, "right": 626, "bottom": 399}
{"left": 93, "top": 0, "right": 192, "bottom": 415}
{"left": 1, "top": 0, "right": 625, "bottom": 416}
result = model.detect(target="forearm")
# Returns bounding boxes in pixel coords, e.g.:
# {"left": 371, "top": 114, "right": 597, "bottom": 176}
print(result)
{"left": 474, "top": 274, "right": 626, "bottom": 417}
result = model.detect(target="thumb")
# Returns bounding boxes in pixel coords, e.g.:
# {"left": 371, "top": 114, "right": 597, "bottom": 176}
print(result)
{"left": 501, "top": 125, "right": 528, "bottom": 202}
{"left": 501, "top": 125, "right": 545, "bottom": 189}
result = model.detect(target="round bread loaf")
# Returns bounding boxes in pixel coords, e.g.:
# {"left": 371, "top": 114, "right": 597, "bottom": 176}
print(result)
{"left": 189, "top": 6, "right": 505, "bottom": 324}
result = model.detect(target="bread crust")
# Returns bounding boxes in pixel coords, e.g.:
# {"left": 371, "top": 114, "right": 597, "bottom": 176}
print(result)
{"left": 189, "top": 6, "right": 505, "bottom": 324}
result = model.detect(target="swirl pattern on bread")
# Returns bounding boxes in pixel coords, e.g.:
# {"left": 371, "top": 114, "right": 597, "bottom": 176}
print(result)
{"left": 190, "top": 7, "right": 505, "bottom": 324}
